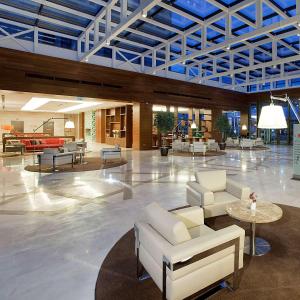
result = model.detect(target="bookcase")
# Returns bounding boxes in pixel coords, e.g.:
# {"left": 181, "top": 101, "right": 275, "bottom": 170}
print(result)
{"left": 104, "top": 105, "right": 132, "bottom": 148}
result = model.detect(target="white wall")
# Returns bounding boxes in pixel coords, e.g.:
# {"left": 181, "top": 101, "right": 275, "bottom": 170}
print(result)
{"left": 0, "top": 111, "right": 66, "bottom": 136}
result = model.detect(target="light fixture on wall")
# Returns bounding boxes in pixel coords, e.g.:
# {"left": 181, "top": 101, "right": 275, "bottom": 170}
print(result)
{"left": 241, "top": 124, "right": 248, "bottom": 131}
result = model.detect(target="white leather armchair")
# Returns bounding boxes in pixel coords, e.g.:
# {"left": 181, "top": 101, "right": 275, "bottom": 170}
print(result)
{"left": 38, "top": 148, "right": 74, "bottom": 171}
{"left": 225, "top": 138, "right": 240, "bottom": 147}
{"left": 240, "top": 139, "right": 254, "bottom": 149}
{"left": 254, "top": 138, "right": 264, "bottom": 147}
{"left": 189, "top": 142, "right": 206, "bottom": 154}
{"left": 207, "top": 139, "right": 220, "bottom": 151}
{"left": 186, "top": 170, "right": 251, "bottom": 218}
{"left": 135, "top": 203, "right": 245, "bottom": 300}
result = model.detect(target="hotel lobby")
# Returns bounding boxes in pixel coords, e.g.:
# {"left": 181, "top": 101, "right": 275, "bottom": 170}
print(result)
{"left": 0, "top": 1, "right": 300, "bottom": 300}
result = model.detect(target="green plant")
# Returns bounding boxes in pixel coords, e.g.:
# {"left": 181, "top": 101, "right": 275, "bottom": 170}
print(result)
{"left": 154, "top": 111, "right": 174, "bottom": 146}
{"left": 215, "top": 115, "right": 231, "bottom": 142}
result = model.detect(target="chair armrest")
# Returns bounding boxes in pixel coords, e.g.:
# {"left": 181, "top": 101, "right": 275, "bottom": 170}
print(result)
{"left": 186, "top": 182, "right": 214, "bottom": 206}
{"left": 164, "top": 225, "right": 245, "bottom": 266}
{"left": 172, "top": 206, "right": 204, "bottom": 228}
{"left": 226, "top": 178, "right": 251, "bottom": 200}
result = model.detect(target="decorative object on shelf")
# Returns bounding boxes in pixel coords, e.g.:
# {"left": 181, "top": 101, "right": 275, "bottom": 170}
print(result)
{"left": 258, "top": 93, "right": 300, "bottom": 180}
{"left": 154, "top": 111, "right": 174, "bottom": 156}
{"left": 215, "top": 115, "right": 231, "bottom": 150}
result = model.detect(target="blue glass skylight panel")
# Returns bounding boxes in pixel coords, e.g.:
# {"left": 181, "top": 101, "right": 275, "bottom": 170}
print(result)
{"left": 152, "top": 9, "right": 193, "bottom": 30}
{"left": 41, "top": 6, "right": 90, "bottom": 27}
{"left": 113, "top": 41, "right": 146, "bottom": 53}
{"left": 170, "top": 64, "right": 185, "bottom": 74}
{"left": 38, "top": 21, "right": 81, "bottom": 37}
{"left": 2, "top": 0, "right": 40, "bottom": 13}
{"left": 119, "top": 32, "right": 158, "bottom": 47}
{"left": 130, "top": 21, "right": 174, "bottom": 40}
{"left": 173, "top": 0, "right": 219, "bottom": 19}
{"left": 238, "top": 4, "right": 256, "bottom": 21}
{"left": 273, "top": 0, "right": 294, "bottom": 11}
{"left": 52, "top": 0, "right": 102, "bottom": 16}
{"left": 263, "top": 14, "right": 284, "bottom": 27}
{"left": 0, "top": 10, "right": 36, "bottom": 26}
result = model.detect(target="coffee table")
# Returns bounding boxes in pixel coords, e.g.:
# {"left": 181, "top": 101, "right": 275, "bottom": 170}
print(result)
{"left": 226, "top": 200, "right": 283, "bottom": 256}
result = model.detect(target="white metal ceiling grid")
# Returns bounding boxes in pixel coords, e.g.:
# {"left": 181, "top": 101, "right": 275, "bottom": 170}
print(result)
{"left": 0, "top": 0, "right": 299, "bottom": 93}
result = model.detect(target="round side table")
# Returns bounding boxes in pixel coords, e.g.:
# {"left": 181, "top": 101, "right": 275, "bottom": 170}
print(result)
{"left": 226, "top": 200, "right": 283, "bottom": 256}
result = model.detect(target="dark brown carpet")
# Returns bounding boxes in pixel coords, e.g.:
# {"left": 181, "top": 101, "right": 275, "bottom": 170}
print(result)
{"left": 24, "top": 157, "right": 127, "bottom": 173}
{"left": 95, "top": 204, "right": 300, "bottom": 300}
{"left": 172, "top": 151, "right": 226, "bottom": 157}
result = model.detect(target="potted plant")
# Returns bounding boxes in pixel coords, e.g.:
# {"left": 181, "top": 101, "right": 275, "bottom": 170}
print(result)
{"left": 154, "top": 111, "right": 174, "bottom": 156}
{"left": 215, "top": 115, "right": 231, "bottom": 150}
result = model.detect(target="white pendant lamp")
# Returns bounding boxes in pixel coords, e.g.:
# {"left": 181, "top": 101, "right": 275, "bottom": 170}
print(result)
{"left": 191, "top": 121, "right": 197, "bottom": 129}
{"left": 258, "top": 103, "right": 287, "bottom": 129}
{"left": 65, "top": 120, "right": 75, "bottom": 129}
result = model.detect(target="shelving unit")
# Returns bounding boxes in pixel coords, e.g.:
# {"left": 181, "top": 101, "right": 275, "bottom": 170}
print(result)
{"left": 104, "top": 105, "right": 132, "bottom": 148}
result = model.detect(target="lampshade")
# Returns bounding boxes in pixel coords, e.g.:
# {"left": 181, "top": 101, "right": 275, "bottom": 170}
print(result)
{"left": 1, "top": 124, "right": 13, "bottom": 131}
{"left": 241, "top": 124, "right": 247, "bottom": 130}
{"left": 258, "top": 103, "right": 287, "bottom": 129}
{"left": 65, "top": 120, "right": 75, "bottom": 129}
{"left": 191, "top": 121, "right": 197, "bottom": 129}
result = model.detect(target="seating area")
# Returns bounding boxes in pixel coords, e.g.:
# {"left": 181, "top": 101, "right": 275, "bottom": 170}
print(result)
{"left": 226, "top": 137, "right": 266, "bottom": 149}
{"left": 173, "top": 139, "right": 220, "bottom": 155}
{"left": 135, "top": 203, "right": 244, "bottom": 300}
{"left": 1, "top": 1, "right": 300, "bottom": 299}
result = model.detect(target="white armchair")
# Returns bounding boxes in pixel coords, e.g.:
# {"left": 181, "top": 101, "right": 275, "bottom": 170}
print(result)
{"left": 135, "top": 203, "right": 245, "bottom": 300}
{"left": 240, "top": 139, "right": 254, "bottom": 149}
{"left": 254, "top": 138, "right": 264, "bottom": 147}
{"left": 172, "top": 140, "right": 189, "bottom": 152}
{"left": 186, "top": 170, "right": 251, "bottom": 218}
{"left": 37, "top": 148, "right": 74, "bottom": 171}
{"left": 189, "top": 142, "right": 206, "bottom": 155}
{"left": 226, "top": 138, "right": 240, "bottom": 147}
{"left": 207, "top": 139, "right": 220, "bottom": 151}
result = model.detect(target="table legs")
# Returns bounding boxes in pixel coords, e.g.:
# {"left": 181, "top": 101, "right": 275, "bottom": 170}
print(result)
{"left": 247, "top": 222, "right": 271, "bottom": 256}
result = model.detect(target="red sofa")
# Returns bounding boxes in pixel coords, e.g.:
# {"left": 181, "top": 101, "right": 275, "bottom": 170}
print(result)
{"left": 22, "top": 138, "right": 65, "bottom": 151}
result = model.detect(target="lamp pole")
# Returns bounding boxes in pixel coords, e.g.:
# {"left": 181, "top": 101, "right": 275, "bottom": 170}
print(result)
{"left": 268, "top": 94, "right": 300, "bottom": 180}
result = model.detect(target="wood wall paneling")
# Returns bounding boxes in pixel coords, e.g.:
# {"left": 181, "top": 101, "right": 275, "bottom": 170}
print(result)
{"left": 132, "top": 103, "right": 152, "bottom": 150}
{"left": 0, "top": 48, "right": 249, "bottom": 110}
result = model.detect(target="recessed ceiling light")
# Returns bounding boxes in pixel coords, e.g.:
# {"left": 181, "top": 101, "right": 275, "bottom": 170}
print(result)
{"left": 105, "top": 40, "right": 110, "bottom": 46}
{"left": 226, "top": 45, "right": 230, "bottom": 50}
{"left": 142, "top": 11, "right": 147, "bottom": 18}
{"left": 58, "top": 102, "right": 100, "bottom": 113}
{"left": 21, "top": 98, "right": 50, "bottom": 111}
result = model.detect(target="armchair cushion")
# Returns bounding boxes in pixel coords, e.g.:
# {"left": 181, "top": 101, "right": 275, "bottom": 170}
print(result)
{"left": 172, "top": 206, "right": 204, "bottom": 228}
{"left": 195, "top": 170, "right": 226, "bottom": 192}
{"left": 145, "top": 202, "right": 191, "bottom": 245}
{"left": 226, "top": 178, "right": 251, "bottom": 200}
{"left": 186, "top": 182, "right": 214, "bottom": 206}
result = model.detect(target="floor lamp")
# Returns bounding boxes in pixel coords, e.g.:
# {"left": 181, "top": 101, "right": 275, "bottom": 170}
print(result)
{"left": 32, "top": 117, "right": 75, "bottom": 164}
{"left": 258, "top": 93, "right": 300, "bottom": 179}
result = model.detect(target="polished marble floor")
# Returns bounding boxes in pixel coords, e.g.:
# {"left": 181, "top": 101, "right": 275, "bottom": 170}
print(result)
{"left": 0, "top": 144, "right": 299, "bottom": 300}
